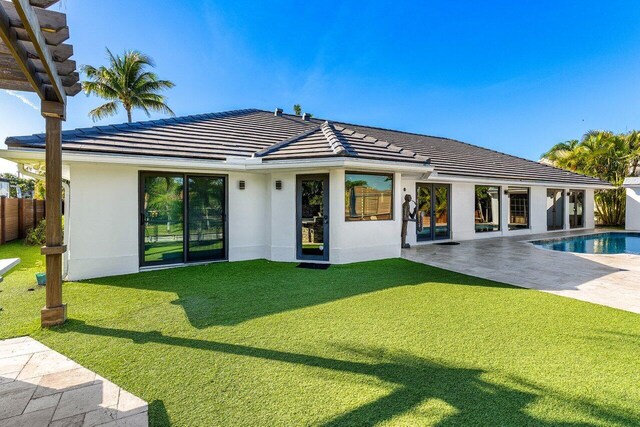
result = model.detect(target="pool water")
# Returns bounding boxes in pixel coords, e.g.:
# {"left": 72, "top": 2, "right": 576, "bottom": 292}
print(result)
{"left": 532, "top": 232, "right": 640, "bottom": 255}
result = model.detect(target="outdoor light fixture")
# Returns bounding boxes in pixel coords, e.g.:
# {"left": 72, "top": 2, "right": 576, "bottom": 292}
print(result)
{"left": 275, "top": 180, "right": 283, "bottom": 190}
{"left": 238, "top": 180, "right": 246, "bottom": 190}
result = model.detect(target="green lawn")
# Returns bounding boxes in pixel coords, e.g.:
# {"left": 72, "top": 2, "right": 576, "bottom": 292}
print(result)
{"left": 1, "top": 241, "right": 639, "bottom": 426}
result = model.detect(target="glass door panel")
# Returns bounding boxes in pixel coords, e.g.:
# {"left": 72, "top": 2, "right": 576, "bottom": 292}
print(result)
{"left": 434, "top": 185, "right": 450, "bottom": 239}
{"left": 416, "top": 183, "right": 450, "bottom": 241}
{"left": 297, "top": 175, "right": 329, "bottom": 260}
{"left": 416, "top": 184, "right": 432, "bottom": 241}
{"left": 142, "top": 174, "right": 184, "bottom": 265}
{"left": 547, "top": 189, "right": 564, "bottom": 231}
{"left": 187, "top": 176, "right": 226, "bottom": 261}
{"left": 569, "top": 190, "right": 585, "bottom": 228}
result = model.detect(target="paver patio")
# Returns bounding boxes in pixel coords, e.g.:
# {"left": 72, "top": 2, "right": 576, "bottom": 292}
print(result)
{"left": 402, "top": 229, "right": 640, "bottom": 313}
{"left": 0, "top": 336, "right": 148, "bottom": 427}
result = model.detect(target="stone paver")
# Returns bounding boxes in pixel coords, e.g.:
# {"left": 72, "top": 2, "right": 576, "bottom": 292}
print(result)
{"left": 0, "top": 337, "right": 148, "bottom": 427}
{"left": 402, "top": 229, "right": 640, "bottom": 313}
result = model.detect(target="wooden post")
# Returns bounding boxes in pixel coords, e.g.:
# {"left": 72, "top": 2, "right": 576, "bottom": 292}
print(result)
{"left": 40, "top": 102, "right": 67, "bottom": 327}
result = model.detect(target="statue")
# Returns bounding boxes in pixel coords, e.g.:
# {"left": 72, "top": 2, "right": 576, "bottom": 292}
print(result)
{"left": 401, "top": 194, "right": 417, "bottom": 248}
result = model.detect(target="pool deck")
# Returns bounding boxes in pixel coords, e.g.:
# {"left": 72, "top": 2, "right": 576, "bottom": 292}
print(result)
{"left": 0, "top": 337, "right": 148, "bottom": 426}
{"left": 402, "top": 229, "right": 640, "bottom": 314}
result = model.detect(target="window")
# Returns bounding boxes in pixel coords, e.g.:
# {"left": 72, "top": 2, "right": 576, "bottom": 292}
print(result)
{"left": 507, "top": 187, "right": 530, "bottom": 230}
{"left": 345, "top": 172, "right": 393, "bottom": 221}
{"left": 569, "top": 190, "right": 585, "bottom": 228}
{"left": 475, "top": 186, "right": 500, "bottom": 232}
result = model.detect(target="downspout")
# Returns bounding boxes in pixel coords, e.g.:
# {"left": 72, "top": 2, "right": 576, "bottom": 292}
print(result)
{"left": 18, "top": 164, "right": 71, "bottom": 280}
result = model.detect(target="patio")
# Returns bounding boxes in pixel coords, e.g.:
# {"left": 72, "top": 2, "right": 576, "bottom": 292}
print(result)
{"left": 402, "top": 229, "right": 640, "bottom": 313}
{"left": 0, "top": 336, "right": 148, "bottom": 426}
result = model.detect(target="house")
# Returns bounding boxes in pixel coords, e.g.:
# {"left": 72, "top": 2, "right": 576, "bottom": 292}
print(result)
{"left": 1, "top": 108, "right": 611, "bottom": 280}
{"left": 623, "top": 177, "right": 640, "bottom": 231}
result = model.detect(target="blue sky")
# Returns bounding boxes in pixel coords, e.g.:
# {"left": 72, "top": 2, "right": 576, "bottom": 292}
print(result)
{"left": 2, "top": 0, "right": 640, "bottom": 173}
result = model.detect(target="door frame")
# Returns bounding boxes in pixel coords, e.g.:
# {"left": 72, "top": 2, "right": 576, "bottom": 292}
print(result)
{"left": 546, "top": 189, "right": 564, "bottom": 231}
{"left": 296, "top": 174, "right": 330, "bottom": 261}
{"left": 138, "top": 171, "right": 228, "bottom": 267}
{"left": 416, "top": 182, "right": 451, "bottom": 241}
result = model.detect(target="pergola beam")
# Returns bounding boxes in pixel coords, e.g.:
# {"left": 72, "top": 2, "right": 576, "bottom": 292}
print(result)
{"left": 0, "top": 39, "right": 73, "bottom": 61}
{"left": 0, "top": 1, "right": 45, "bottom": 97}
{"left": 12, "top": 0, "right": 64, "bottom": 102}
{"left": 0, "top": 54, "right": 76, "bottom": 75}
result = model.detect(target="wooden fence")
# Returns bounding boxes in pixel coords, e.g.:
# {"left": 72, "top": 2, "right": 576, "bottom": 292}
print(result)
{"left": 0, "top": 197, "right": 45, "bottom": 244}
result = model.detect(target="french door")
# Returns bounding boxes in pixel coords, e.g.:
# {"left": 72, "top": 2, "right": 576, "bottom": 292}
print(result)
{"left": 416, "top": 183, "right": 451, "bottom": 241}
{"left": 296, "top": 174, "right": 330, "bottom": 261}
{"left": 140, "top": 172, "right": 226, "bottom": 266}
{"left": 546, "top": 189, "right": 564, "bottom": 231}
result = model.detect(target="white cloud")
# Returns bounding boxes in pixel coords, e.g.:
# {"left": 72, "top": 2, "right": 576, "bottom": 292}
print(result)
{"left": 4, "top": 90, "right": 38, "bottom": 111}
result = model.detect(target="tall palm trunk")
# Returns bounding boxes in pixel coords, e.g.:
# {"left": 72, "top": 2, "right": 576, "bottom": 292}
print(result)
{"left": 127, "top": 108, "right": 132, "bottom": 123}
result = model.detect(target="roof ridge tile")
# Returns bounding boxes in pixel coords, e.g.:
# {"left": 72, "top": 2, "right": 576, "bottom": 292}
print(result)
{"left": 320, "top": 121, "right": 347, "bottom": 155}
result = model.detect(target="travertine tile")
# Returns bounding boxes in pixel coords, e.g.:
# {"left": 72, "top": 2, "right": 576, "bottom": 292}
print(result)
{"left": 17, "top": 350, "right": 80, "bottom": 381}
{"left": 34, "top": 367, "right": 96, "bottom": 398}
{"left": 1, "top": 406, "right": 56, "bottom": 427}
{"left": 0, "top": 380, "right": 36, "bottom": 419}
{"left": 23, "top": 392, "right": 61, "bottom": 414}
{"left": 403, "top": 229, "right": 640, "bottom": 313}
{"left": 0, "top": 338, "right": 148, "bottom": 426}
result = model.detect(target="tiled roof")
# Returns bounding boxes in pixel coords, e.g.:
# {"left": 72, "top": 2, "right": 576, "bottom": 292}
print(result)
{"left": 5, "top": 108, "right": 609, "bottom": 185}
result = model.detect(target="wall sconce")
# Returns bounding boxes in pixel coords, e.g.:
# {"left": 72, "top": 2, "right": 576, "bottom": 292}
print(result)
{"left": 238, "top": 180, "right": 246, "bottom": 190}
{"left": 275, "top": 180, "right": 283, "bottom": 190}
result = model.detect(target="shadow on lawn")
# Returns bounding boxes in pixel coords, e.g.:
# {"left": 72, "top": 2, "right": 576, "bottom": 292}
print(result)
{"left": 60, "top": 320, "right": 639, "bottom": 427}
{"left": 82, "top": 259, "right": 515, "bottom": 328}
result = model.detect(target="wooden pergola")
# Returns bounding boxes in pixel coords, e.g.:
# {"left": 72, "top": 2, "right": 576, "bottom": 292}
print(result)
{"left": 0, "top": 0, "right": 79, "bottom": 326}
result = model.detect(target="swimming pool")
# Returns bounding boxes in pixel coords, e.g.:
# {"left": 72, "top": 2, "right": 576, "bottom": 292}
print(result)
{"left": 531, "top": 232, "right": 640, "bottom": 255}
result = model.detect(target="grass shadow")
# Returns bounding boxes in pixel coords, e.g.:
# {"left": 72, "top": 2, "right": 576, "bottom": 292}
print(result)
{"left": 80, "top": 258, "right": 516, "bottom": 328}
{"left": 56, "top": 320, "right": 640, "bottom": 426}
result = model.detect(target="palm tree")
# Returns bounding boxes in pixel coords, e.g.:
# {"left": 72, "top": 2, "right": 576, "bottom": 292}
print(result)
{"left": 81, "top": 49, "right": 175, "bottom": 123}
{"left": 541, "top": 130, "right": 633, "bottom": 225}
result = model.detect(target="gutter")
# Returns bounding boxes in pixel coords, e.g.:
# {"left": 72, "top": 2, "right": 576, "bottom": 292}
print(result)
{"left": 18, "top": 163, "right": 71, "bottom": 280}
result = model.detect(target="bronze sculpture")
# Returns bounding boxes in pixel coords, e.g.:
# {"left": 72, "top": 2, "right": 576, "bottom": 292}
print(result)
{"left": 401, "top": 194, "right": 417, "bottom": 248}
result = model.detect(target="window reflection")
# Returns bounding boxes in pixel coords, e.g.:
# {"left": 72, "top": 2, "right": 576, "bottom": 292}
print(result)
{"left": 345, "top": 172, "right": 393, "bottom": 221}
{"left": 475, "top": 186, "right": 500, "bottom": 232}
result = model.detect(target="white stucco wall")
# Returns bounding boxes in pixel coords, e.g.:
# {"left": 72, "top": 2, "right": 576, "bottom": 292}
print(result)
{"left": 67, "top": 163, "right": 139, "bottom": 280}
{"left": 626, "top": 187, "right": 640, "bottom": 231}
{"left": 65, "top": 161, "right": 598, "bottom": 280}
{"left": 66, "top": 164, "right": 271, "bottom": 280}
{"left": 330, "top": 170, "right": 402, "bottom": 263}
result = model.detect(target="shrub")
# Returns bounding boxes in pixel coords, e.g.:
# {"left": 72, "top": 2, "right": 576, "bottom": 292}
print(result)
{"left": 24, "top": 219, "right": 46, "bottom": 246}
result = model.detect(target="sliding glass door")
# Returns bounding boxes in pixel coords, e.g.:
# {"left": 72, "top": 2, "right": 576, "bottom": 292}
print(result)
{"left": 141, "top": 174, "right": 185, "bottom": 265}
{"left": 187, "top": 176, "right": 225, "bottom": 262}
{"left": 416, "top": 183, "right": 450, "bottom": 241}
{"left": 140, "top": 173, "right": 226, "bottom": 266}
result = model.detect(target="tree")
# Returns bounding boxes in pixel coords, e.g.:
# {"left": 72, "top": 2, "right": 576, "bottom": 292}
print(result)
{"left": 541, "top": 130, "right": 636, "bottom": 225}
{"left": 1, "top": 173, "right": 35, "bottom": 198}
{"left": 293, "top": 104, "right": 302, "bottom": 116}
{"left": 81, "top": 49, "right": 175, "bottom": 123}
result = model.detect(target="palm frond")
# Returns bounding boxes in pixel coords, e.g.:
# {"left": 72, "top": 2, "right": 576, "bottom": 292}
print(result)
{"left": 88, "top": 101, "right": 119, "bottom": 122}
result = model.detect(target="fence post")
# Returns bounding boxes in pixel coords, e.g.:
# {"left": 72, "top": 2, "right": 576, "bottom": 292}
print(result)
{"left": 0, "top": 196, "right": 5, "bottom": 245}
{"left": 18, "top": 198, "right": 24, "bottom": 239}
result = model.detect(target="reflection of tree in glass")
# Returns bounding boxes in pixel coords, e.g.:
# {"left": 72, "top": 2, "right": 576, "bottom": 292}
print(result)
{"left": 475, "top": 186, "right": 491, "bottom": 223}
{"left": 145, "top": 177, "right": 183, "bottom": 233}
{"left": 189, "top": 178, "right": 224, "bottom": 239}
